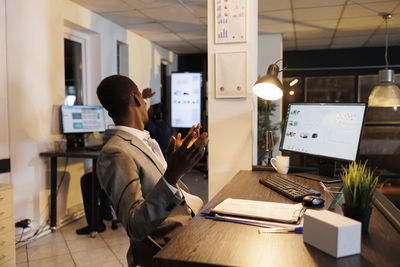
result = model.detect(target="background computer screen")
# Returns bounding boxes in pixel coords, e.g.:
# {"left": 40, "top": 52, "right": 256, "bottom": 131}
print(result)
{"left": 171, "top": 72, "right": 202, "bottom": 128}
{"left": 61, "top": 105, "right": 106, "bottom": 134}
{"left": 280, "top": 103, "right": 367, "bottom": 162}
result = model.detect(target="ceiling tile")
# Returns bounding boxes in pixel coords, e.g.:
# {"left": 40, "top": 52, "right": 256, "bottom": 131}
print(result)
{"left": 140, "top": 5, "right": 196, "bottom": 22}
{"left": 283, "top": 39, "right": 297, "bottom": 51}
{"left": 72, "top": 0, "right": 132, "bottom": 12}
{"left": 297, "top": 38, "right": 331, "bottom": 46}
{"left": 259, "top": 23, "right": 294, "bottom": 34}
{"left": 125, "top": 22, "right": 170, "bottom": 35}
{"left": 331, "top": 35, "right": 371, "bottom": 48}
{"left": 142, "top": 32, "right": 182, "bottom": 42}
{"left": 100, "top": 10, "right": 154, "bottom": 25}
{"left": 161, "top": 19, "right": 206, "bottom": 33}
{"left": 282, "top": 31, "right": 295, "bottom": 39}
{"left": 292, "top": 0, "right": 345, "bottom": 9}
{"left": 123, "top": 0, "right": 176, "bottom": 9}
{"left": 335, "top": 28, "right": 376, "bottom": 37}
{"left": 298, "top": 44, "right": 330, "bottom": 50}
{"left": 342, "top": 1, "right": 400, "bottom": 18}
{"left": 177, "top": 30, "right": 207, "bottom": 40}
{"left": 259, "top": 10, "right": 292, "bottom": 25}
{"left": 293, "top": 6, "right": 343, "bottom": 21}
{"left": 180, "top": 0, "right": 207, "bottom": 18}
{"left": 258, "top": 0, "right": 291, "bottom": 12}
{"left": 294, "top": 20, "right": 338, "bottom": 31}
{"left": 199, "top": 17, "right": 207, "bottom": 24}
{"left": 338, "top": 16, "right": 382, "bottom": 30}
{"left": 296, "top": 30, "right": 335, "bottom": 39}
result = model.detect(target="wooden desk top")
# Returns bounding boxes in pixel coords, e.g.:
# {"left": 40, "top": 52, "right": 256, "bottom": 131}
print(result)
{"left": 154, "top": 170, "right": 400, "bottom": 267}
{"left": 40, "top": 149, "right": 100, "bottom": 159}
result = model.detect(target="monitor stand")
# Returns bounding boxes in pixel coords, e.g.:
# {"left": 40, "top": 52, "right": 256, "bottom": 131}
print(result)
{"left": 296, "top": 159, "right": 342, "bottom": 184}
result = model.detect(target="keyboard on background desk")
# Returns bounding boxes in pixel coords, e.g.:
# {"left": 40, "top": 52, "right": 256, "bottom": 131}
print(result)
{"left": 85, "top": 144, "right": 103, "bottom": 151}
{"left": 259, "top": 174, "right": 321, "bottom": 201}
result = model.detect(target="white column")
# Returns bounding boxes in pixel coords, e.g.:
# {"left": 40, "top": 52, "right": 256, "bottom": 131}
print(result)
{"left": 207, "top": 0, "right": 258, "bottom": 198}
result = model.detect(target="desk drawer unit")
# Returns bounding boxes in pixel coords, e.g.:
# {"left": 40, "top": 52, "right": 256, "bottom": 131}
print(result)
{"left": 0, "top": 184, "right": 15, "bottom": 266}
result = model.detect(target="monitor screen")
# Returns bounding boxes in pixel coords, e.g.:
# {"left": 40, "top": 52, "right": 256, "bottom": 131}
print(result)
{"left": 280, "top": 103, "right": 367, "bottom": 162}
{"left": 171, "top": 72, "right": 202, "bottom": 128}
{"left": 61, "top": 105, "right": 106, "bottom": 134}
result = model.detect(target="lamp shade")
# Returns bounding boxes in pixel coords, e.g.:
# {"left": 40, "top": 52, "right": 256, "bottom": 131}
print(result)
{"left": 253, "top": 64, "right": 284, "bottom": 101}
{"left": 368, "top": 69, "right": 400, "bottom": 107}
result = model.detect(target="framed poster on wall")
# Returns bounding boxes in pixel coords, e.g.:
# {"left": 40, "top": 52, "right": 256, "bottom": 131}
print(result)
{"left": 215, "top": 0, "right": 246, "bottom": 43}
{"left": 215, "top": 51, "right": 246, "bottom": 98}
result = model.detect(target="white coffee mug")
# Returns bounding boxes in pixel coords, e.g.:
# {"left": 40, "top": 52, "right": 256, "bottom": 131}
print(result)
{"left": 271, "top": 155, "right": 290, "bottom": 174}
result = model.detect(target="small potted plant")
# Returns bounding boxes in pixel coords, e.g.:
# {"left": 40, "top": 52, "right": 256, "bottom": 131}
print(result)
{"left": 341, "top": 161, "right": 379, "bottom": 234}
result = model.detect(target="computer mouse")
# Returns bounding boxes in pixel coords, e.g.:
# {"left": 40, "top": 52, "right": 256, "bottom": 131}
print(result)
{"left": 303, "top": 196, "right": 325, "bottom": 207}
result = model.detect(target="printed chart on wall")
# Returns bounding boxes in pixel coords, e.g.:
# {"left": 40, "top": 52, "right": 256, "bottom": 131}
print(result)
{"left": 215, "top": 0, "right": 246, "bottom": 43}
{"left": 215, "top": 52, "right": 246, "bottom": 98}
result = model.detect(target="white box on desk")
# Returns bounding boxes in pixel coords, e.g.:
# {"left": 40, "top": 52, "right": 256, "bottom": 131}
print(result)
{"left": 303, "top": 209, "right": 361, "bottom": 258}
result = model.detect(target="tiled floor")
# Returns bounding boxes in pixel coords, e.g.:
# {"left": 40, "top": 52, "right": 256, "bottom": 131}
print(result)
{"left": 16, "top": 169, "right": 208, "bottom": 267}
{"left": 16, "top": 218, "right": 130, "bottom": 267}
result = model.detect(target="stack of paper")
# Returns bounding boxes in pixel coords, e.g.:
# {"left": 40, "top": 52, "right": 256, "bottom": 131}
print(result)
{"left": 204, "top": 198, "right": 305, "bottom": 230}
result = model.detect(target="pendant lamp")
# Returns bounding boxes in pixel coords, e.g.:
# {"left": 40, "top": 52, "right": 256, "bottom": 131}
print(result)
{"left": 368, "top": 13, "right": 400, "bottom": 107}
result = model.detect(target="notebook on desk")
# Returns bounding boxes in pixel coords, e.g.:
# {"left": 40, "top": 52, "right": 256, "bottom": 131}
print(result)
{"left": 209, "top": 198, "right": 305, "bottom": 224}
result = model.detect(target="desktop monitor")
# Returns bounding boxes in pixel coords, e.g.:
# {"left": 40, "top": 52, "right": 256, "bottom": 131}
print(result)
{"left": 280, "top": 103, "right": 367, "bottom": 180}
{"left": 60, "top": 105, "right": 106, "bottom": 149}
{"left": 61, "top": 105, "right": 106, "bottom": 134}
{"left": 171, "top": 72, "right": 202, "bottom": 128}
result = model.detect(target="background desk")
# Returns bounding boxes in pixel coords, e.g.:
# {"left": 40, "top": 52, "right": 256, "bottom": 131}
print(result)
{"left": 154, "top": 170, "right": 400, "bottom": 267}
{"left": 40, "top": 150, "right": 100, "bottom": 236}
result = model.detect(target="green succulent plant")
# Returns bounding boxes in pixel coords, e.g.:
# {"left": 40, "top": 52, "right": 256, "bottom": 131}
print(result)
{"left": 341, "top": 161, "right": 379, "bottom": 210}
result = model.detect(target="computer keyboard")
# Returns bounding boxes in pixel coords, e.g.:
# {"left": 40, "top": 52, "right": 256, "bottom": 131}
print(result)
{"left": 85, "top": 144, "right": 103, "bottom": 151}
{"left": 259, "top": 174, "right": 321, "bottom": 201}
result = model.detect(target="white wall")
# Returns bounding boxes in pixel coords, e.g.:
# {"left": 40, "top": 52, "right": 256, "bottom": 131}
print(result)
{"left": 254, "top": 34, "right": 283, "bottom": 165}
{"left": 5, "top": 0, "right": 177, "bottom": 229}
{"left": 207, "top": 0, "right": 258, "bottom": 198}
{"left": 0, "top": 0, "right": 9, "bottom": 184}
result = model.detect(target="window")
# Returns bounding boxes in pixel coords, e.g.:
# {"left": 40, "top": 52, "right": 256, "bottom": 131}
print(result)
{"left": 117, "top": 41, "right": 129, "bottom": 76}
{"left": 64, "top": 36, "right": 86, "bottom": 106}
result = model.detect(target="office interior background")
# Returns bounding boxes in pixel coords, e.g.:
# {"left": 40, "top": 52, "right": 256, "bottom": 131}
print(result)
{"left": 0, "top": 0, "right": 400, "bottom": 266}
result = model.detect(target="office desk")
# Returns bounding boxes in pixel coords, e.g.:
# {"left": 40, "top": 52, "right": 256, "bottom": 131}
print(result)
{"left": 154, "top": 170, "right": 400, "bottom": 267}
{"left": 40, "top": 149, "right": 100, "bottom": 236}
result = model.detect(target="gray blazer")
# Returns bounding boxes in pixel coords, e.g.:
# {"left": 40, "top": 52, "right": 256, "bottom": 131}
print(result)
{"left": 96, "top": 129, "right": 193, "bottom": 266}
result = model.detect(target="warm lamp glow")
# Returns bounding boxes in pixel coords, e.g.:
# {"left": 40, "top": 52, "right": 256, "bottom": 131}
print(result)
{"left": 252, "top": 63, "right": 284, "bottom": 100}
{"left": 289, "top": 90, "right": 295, "bottom": 96}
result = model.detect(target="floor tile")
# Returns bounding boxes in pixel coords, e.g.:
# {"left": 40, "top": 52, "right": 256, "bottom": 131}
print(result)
{"left": 27, "top": 238, "right": 69, "bottom": 261}
{"left": 110, "top": 242, "right": 130, "bottom": 261}
{"left": 16, "top": 246, "right": 28, "bottom": 263}
{"left": 71, "top": 246, "right": 119, "bottom": 266}
{"left": 65, "top": 234, "right": 107, "bottom": 253}
{"left": 28, "top": 253, "right": 75, "bottom": 267}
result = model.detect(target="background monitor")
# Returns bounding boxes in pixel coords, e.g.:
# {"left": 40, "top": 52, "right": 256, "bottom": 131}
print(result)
{"left": 280, "top": 103, "right": 367, "bottom": 178}
{"left": 61, "top": 105, "right": 106, "bottom": 134}
{"left": 171, "top": 72, "right": 202, "bottom": 128}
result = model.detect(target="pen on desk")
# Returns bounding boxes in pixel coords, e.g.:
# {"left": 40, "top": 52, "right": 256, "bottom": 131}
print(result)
{"left": 319, "top": 181, "right": 335, "bottom": 199}
{"left": 258, "top": 227, "right": 303, "bottom": 234}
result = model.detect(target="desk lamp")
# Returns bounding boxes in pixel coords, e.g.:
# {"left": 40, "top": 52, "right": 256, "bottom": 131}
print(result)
{"left": 253, "top": 62, "right": 284, "bottom": 165}
{"left": 368, "top": 13, "right": 400, "bottom": 107}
